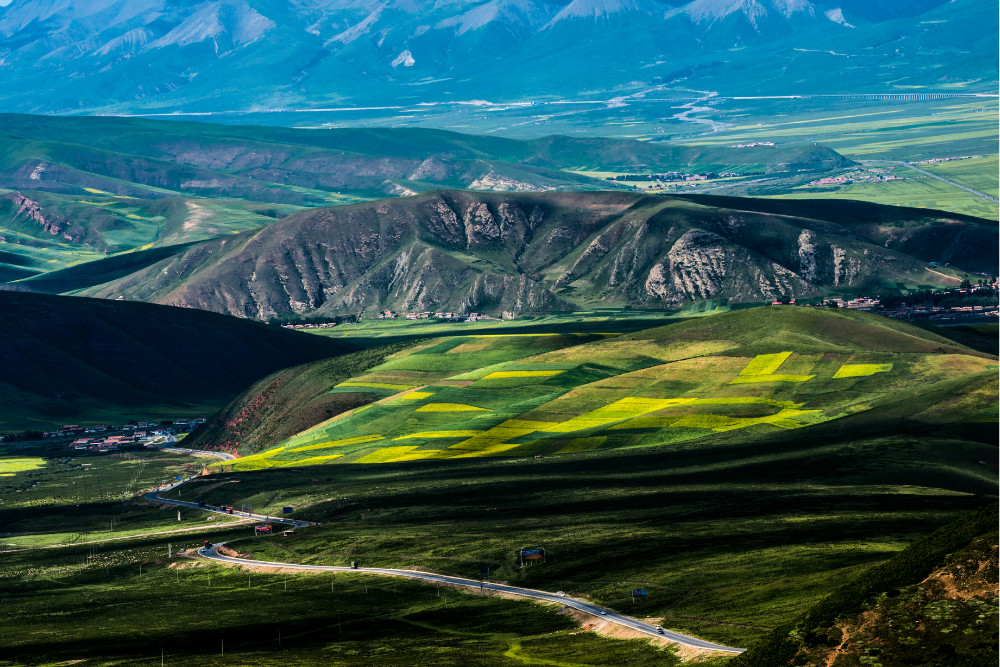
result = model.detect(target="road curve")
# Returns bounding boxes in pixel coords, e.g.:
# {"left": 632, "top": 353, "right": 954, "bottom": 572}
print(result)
{"left": 145, "top": 477, "right": 312, "bottom": 529}
{"left": 197, "top": 542, "right": 744, "bottom": 654}
{"left": 149, "top": 455, "right": 743, "bottom": 653}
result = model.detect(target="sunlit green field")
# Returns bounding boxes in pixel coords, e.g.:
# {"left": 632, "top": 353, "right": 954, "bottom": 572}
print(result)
{"left": 223, "top": 309, "right": 995, "bottom": 471}
{"left": 0, "top": 449, "right": 238, "bottom": 549}
{"left": 687, "top": 97, "right": 999, "bottom": 218}
{"left": 774, "top": 172, "right": 998, "bottom": 219}
{"left": 919, "top": 154, "right": 1000, "bottom": 199}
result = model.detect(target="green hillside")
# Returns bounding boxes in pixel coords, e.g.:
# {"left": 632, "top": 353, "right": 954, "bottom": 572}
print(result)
{"left": 200, "top": 307, "right": 994, "bottom": 469}
{"left": 0, "top": 115, "right": 856, "bottom": 284}
{"left": 0, "top": 291, "right": 356, "bottom": 431}
{"left": 732, "top": 505, "right": 998, "bottom": 666}
{"left": 161, "top": 308, "right": 996, "bottom": 654}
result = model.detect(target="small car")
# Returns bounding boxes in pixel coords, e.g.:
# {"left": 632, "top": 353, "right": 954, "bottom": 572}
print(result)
{"left": 656, "top": 625, "right": 664, "bottom": 634}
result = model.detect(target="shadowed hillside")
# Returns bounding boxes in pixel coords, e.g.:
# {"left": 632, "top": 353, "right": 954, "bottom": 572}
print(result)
{"left": 0, "top": 291, "right": 356, "bottom": 430}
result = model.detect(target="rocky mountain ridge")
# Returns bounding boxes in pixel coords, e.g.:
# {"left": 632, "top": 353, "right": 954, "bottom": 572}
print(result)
{"left": 0, "top": 0, "right": 987, "bottom": 113}
{"left": 86, "top": 190, "right": 997, "bottom": 320}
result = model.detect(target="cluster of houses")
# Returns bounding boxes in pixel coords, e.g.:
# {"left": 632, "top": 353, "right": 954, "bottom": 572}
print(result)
{"left": 401, "top": 311, "right": 487, "bottom": 322}
{"left": 729, "top": 142, "right": 776, "bottom": 148}
{"left": 42, "top": 418, "right": 207, "bottom": 454}
{"left": 812, "top": 282, "right": 998, "bottom": 322}
{"left": 281, "top": 322, "right": 339, "bottom": 330}
{"left": 807, "top": 168, "right": 901, "bottom": 187}
{"left": 913, "top": 155, "right": 980, "bottom": 165}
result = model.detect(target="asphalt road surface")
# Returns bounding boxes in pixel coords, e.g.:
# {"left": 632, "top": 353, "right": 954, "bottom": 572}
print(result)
{"left": 196, "top": 542, "right": 744, "bottom": 653}
{"left": 145, "top": 478, "right": 311, "bottom": 529}
{"left": 150, "top": 460, "right": 743, "bottom": 654}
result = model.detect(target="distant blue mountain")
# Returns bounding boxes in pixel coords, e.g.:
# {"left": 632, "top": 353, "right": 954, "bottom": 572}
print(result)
{"left": 0, "top": 0, "right": 993, "bottom": 114}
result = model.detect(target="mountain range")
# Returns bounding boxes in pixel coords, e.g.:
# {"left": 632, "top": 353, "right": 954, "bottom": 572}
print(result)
{"left": 0, "top": 113, "right": 851, "bottom": 283}
{"left": 0, "top": 0, "right": 993, "bottom": 114}
{"left": 76, "top": 190, "right": 996, "bottom": 320}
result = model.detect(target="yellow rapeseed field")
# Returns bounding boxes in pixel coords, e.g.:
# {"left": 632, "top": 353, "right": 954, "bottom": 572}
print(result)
{"left": 833, "top": 363, "right": 893, "bottom": 378}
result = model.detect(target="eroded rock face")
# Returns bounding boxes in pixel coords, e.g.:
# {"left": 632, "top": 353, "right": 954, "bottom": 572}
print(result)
{"left": 6, "top": 192, "right": 70, "bottom": 235}
{"left": 88, "top": 191, "right": 987, "bottom": 319}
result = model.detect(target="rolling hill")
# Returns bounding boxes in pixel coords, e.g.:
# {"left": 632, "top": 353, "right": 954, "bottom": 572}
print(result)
{"left": 0, "top": 114, "right": 853, "bottom": 282}
{"left": 185, "top": 306, "right": 997, "bottom": 464}
{"left": 167, "top": 305, "right": 996, "bottom": 654}
{"left": 733, "top": 505, "right": 998, "bottom": 666}
{"left": 82, "top": 190, "right": 997, "bottom": 320}
{"left": 0, "top": 291, "right": 356, "bottom": 431}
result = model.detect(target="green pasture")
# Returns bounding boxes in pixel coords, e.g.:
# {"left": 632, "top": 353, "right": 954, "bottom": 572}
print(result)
{"left": 687, "top": 98, "right": 999, "bottom": 218}
{"left": 0, "top": 448, "right": 232, "bottom": 549}
{"left": 222, "top": 309, "right": 996, "bottom": 471}
{"left": 166, "top": 393, "right": 995, "bottom": 649}
{"left": 775, "top": 173, "right": 999, "bottom": 220}
{"left": 0, "top": 530, "right": 683, "bottom": 666}
{"left": 0, "top": 456, "right": 46, "bottom": 476}
{"left": 155, "top": 308, "right": 997, "bottom": 652}
{"left": 307, "top": 310, "right": 690, "bottom": 348}
{"left": 919, "top": 154, "right": 1000, "bottom": 199}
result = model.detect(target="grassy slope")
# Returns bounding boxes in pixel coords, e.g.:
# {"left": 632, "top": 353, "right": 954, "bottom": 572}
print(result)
{"left": 183, "top": 342, "right": 417, "bottom": 457}
{"left": 158, "top": 307, "right": 996, "bottom": 650}
{"left": 0, "top": 115, "right": 857, "bottom": 285}
{"left": 0, "top": 291, "right": 355, "bottom": 430}
{"left": 729, "top": 505, "right": 998, "bottom": 667}
{"left": 217, "top": 307, "right": 995, "bottom": 468}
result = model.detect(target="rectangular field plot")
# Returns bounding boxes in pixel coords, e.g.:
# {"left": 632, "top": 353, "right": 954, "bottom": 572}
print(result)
{"left": 399, "top": 391, "right": 435, "bottom": 400}
{"left": 288, "top": 434, "right": 385, "bottom": 453}
{"left": 332, "top": 381, "right": 414, "bottom": 391}
{"left": 740, "top": 352, "right": 793, "bottom": 376}
{"left": 833, "top": 364, "right": 893, "bottom": 378}
{"left": 0, "top": 457, "right": 46, "bottom": 476}
{"left": 730, "top": 374, "right": 815, "bottom": 384}
{"left": 482, "top": 370, "right": 564, "bottom": 379}
{"left": 415, "top": 403, "right": 489, "bottom": 412}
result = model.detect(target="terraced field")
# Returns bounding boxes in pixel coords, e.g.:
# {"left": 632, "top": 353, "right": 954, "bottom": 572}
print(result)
{"left": 222, "top": 308, "right": 995, "bottom": 472}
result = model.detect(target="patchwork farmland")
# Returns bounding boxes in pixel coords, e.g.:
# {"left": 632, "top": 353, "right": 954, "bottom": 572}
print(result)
{"left": 218, "top": 308, "right": 995, "bottom": 472}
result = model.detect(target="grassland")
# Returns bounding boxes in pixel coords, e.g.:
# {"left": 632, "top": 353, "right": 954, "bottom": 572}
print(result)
{"left": 152, "top": 307, "right": 997, "bottom": 655}
{"left": 0, "top": 447, "right": 241, "bottom": 549}
{"left": 216, "top": 308, "right": 995, "bottom": 472}
{"left": 7, "top": 307, "right": 996, "bottom": 664}
{"left": 0, "top": 443, "right": 686, "bottom": 666}
{"left": 684, "top": 97, "right": 999, "bottom": 219}
{"left": 0, "top": 540, "right": 684, "bottom": 666}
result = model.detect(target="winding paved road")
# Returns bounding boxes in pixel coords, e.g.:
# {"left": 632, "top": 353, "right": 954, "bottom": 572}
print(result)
{"left": 197, "top": 543, "right": 743, "bottom": 654}
{"left": 147, "top": 450, "right": 744, "bottom": 654}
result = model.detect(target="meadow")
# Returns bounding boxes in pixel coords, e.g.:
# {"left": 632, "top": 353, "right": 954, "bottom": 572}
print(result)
{"left": 157, "top": 308, "right": 996, "bottom": 652}
{"left": 0, "top": 447, "right": 685, "bottom": 666}
{"left": 217, "top": 309, "right": 996, "bottom": 472}
{"left": 0, "top": 448, "right": 239, "bottom": 549}
{"left": 6, "top": 308, "right": 996, "bottom": 664}
{"left": 0, "top": 535, "right": 684, "bottom": 666}
{"left": 683, "top": 97, "right": 999, "bottom": 219}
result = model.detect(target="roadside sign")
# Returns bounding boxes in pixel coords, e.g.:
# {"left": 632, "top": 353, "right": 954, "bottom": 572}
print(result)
{"left": 632, "top": 589, "right": 648, "bottom": 598}
{"left": 519, "top": 548, "right": 545, "bottom": 566}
